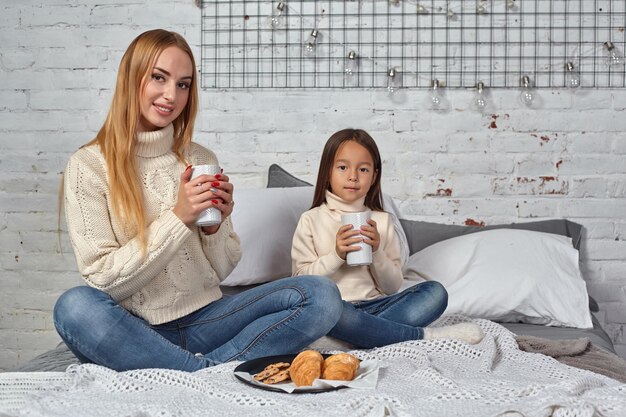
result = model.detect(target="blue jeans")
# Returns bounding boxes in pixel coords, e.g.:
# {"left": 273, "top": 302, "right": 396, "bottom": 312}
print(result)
{"left": 328, "top": 281, "right": 448, "bottom": 348}
{"left": 53, "top": 276, "right": 342, "bottom": 372}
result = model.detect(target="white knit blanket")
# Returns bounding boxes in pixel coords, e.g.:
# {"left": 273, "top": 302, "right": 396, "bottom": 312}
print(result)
{"left": 1, "top": 316, "right": 625, "bottom": 417}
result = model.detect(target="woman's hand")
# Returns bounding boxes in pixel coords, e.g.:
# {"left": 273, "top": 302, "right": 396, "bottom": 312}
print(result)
{"left": 360, "top": 219, "right": 380, "bottom": 252}
{"left": 200, "top": 171, "right": 234, "bottom": 235}
{"left": 335, "top": 224, "right": 363, "bottom": 260}
{"left": 172, "top": 165, "right": 235, "bottom": 234}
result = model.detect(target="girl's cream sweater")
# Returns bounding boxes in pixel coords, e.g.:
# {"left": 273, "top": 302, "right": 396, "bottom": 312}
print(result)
{"left": 292, "top": 191, "right": 403, "bottom": 302}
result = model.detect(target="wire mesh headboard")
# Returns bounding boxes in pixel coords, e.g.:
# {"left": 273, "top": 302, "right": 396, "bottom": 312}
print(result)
{"left": 201, "top": 1, "right": 626, "bottom": 89}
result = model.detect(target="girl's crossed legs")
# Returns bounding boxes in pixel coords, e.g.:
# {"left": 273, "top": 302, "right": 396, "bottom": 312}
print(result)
{"left": 328, "top": 281, "right": 449, "bottom": 348}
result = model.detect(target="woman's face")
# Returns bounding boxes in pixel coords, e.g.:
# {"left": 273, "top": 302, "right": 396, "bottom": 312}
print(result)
{"left": 138, "top": 46, "right": 193, "bottom": 132}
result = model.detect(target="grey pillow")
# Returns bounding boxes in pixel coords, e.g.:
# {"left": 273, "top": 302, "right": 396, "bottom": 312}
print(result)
{"left": 267, "top": 164, "right": 312, "bottom": 188}
{"left": 400, "top": 218, "right": 583, "bottom": 254}
{"left": 10, "top": 342, "right": 79, "bottom": 372}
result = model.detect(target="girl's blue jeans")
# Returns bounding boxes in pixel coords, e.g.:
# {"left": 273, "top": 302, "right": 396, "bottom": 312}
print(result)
{"left": 53, "top": 275, "right": 343, "bottom": 372}
{"left": 329, "top": 281, "right": 448, "bottom": 348}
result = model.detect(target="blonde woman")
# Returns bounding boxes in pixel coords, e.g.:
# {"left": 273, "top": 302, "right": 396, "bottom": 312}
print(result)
{"left": 53, "top": 29, "right": 342, "bottom": 371}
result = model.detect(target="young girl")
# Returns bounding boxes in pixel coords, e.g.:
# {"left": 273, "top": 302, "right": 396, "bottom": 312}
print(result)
{"left": 53, "top": 29, "right": 343, "bottom": 372}
{"left": 292, "top": 128, "right": 484, "bottom": 348}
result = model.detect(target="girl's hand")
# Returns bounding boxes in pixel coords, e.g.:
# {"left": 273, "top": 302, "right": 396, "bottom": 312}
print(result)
{"left": 173, "top": 165, "right": 234, "bottom": 234}
{"left": 335, "top": 224, "right": 363, "bottom": 260}
{"left": 360, "top": 219, "right": 380, "bottom": 252}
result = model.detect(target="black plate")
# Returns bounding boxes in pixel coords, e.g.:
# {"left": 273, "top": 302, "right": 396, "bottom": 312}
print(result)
{"left": 234, "top": 353, "right": 346, "bottom": 394}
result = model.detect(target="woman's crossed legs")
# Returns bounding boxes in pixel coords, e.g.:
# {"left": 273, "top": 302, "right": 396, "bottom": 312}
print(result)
{"left": 53, "top": 276, "right": 342, "bottom": 371}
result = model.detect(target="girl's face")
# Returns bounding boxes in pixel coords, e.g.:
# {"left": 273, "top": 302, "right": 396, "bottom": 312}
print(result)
{"left": 138, "top": 46, "right": 193, "bottom": 132}
{"left": 329, "top": 140, "right": 376, "bottom": 203}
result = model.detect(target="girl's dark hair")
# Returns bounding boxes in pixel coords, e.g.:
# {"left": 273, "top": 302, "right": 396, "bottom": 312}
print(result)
{"left": 311, "top": 128, "right": 384, "bottom": 211}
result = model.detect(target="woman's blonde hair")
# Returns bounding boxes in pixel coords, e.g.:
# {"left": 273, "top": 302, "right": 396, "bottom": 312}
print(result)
{"left": 60, "top": 29, "right": 198, "bottom": 251}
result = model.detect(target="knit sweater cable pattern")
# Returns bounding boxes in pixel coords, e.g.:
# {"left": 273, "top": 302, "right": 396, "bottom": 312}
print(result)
{"left": 291, "top": 190, "right": 403, "bottom": 302}
{"left": 63, "top": 124, "right": 241, "bottom": 325}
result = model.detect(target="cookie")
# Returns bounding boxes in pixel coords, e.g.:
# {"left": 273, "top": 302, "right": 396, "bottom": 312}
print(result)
{"left": 262, "top": 368, "right": 291, "bottom": 384}
{"left": 253, "top": 362, "right": 290, "bottom": 381}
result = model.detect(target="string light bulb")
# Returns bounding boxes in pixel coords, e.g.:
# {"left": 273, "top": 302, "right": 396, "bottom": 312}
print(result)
{"left": 429, "top": 79, "right": 449, "bottom": 110}
{"left": 476, "top": 1, "right": 487, "bottom": 14}
{"left": 345, "top": 51, "right": 358, "bottom": 75}
{"left": 474, "top": 81, "right": 488, "bottom": 112}
{"left": 344, "top": 51, "right": 358, "bottom": 86}
{"left": 506, "top": 0, "right": 517, "bottom": 10}
{"left": 416, "top": 4, "right": 428, "bottom": 14}
{"left": 386, "top": 68, "right": 400, "bottom": 96}
{"left": 565, "top": 62, "right": 581, "bottom": 89}
{"left": 303, "top": 29, "right": 319, "bottom": 57}
{"left": 519, "top": 75, "right": 536, "bottom": 107}
{"left": 603, "top": 41, "right": 624, "bottom": 68}
{"left": 267, "top": 2, "right": 286, "bottom": 29}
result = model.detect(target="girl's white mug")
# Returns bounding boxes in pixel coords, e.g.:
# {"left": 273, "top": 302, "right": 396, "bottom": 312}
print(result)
{"left": 340, "top": 211, "right": 373, "bottom": 266}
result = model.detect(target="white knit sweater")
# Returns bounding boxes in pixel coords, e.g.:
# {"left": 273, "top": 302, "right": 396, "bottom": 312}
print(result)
{"left": 63, "top": 124, "right": 241, "bottom": 325}
{"left": 291, "top": 191, "right": 403, "bottom": 302}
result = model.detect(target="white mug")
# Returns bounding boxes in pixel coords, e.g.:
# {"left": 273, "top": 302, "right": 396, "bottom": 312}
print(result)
{"left": 340, "top": 211, "right": 373, "bottom": 266}
{"left": 191, "top": 164, "right": 222, "bottom": 227}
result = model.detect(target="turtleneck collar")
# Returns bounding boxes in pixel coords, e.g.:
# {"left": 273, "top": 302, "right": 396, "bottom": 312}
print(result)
{"left": 325, "top": 190, "right": 367, "bottom": 213}
{"left": 135, "top": 124, "right": 175, "bottom": 158}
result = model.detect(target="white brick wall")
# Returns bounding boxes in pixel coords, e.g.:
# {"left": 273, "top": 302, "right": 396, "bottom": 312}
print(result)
{"left": 1, "top": 1, "right": 625, "bottom": 370}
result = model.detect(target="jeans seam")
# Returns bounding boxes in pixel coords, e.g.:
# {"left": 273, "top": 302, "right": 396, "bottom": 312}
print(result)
{"left": 54, "top": 319, "right": 86, "bottom": 361}
{"left": 178, "top": 286, "right": 305, "bottom": 328}
{"left": 366, "top": 285, "right": 423, "bottom": 315}
{"left": 366, "top": 296, "right": 398, "bottom": 315}
{"left": 177, "top": 323, "right": 187, "bottom": 350}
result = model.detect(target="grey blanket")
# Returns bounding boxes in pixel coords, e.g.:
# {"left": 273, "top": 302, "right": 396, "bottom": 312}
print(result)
{"left": 516, "top": 335, "right": 626, "bottom": 383}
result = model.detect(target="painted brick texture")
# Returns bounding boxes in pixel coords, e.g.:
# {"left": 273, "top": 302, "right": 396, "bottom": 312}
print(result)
{"left": 1, "top": 1, "right": 625, "bottom": 370}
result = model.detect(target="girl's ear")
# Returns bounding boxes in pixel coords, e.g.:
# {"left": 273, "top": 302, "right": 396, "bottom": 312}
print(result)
{"left": 371, "top": 169, "right": 378, "bottom": 185}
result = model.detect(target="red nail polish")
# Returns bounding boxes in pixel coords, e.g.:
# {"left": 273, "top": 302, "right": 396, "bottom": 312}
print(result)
{"left": 215, "top": 173, "right": 222, "bottom": 179}
{"left": 220, "top": 168, "right": 224, "bottom": 173}
{"left": 185, "top": 165, "right": 192, "bottom": 171}
{"left": 211, "top": 182, "right": 220, "bottom": 187}
{"left": 211, "top": 199, "right": 219, "bottom": 204}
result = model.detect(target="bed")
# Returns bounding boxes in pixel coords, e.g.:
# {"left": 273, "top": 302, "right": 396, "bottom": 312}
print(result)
{"left": 1, "top": 164, "right": 625, "bottom": 416}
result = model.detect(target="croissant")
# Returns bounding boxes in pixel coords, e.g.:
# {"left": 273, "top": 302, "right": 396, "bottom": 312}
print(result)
{"left": 289, "top": 350, "right": 323, "bottom": 387}
{"left": 321, "top": 353, "right": 360, "bottom": 381}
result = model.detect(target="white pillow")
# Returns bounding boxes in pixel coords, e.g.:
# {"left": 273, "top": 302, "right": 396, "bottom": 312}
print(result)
{"left": 222, "top": 186, "right": 410, "bottom": 286}
{"left": 222, "top": 187, "right": 314, "bottom": 286}
{"left": 402, "top": 229, "right": 593, "bottom": 329}
{"left": 383, "top": 195, "right": 410, "bottom": 267}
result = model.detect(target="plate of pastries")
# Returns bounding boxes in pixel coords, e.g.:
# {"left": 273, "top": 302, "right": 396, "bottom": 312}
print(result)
{"left": 234, "top": 350, "right": 361, "bottom": 393}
